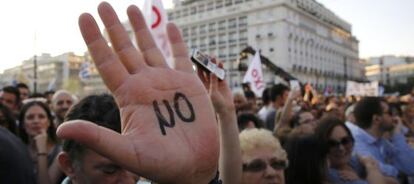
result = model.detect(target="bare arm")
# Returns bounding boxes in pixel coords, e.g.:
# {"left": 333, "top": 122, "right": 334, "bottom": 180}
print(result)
{"left": 359, "top": 156, "right": 388, "bottom": 184}
{"left": 35, "top": 133, "right": 51, "bottom": 184}
{"left": 273, "top": 90, "right": 299, "bottom": 134}
{"left": 197, "top": 61, "right": 242, "bottom": 184}
{"left": 218, "top": 111, "right": 242, "bottom": 184}
{"left": 49, "top": 156, "right": 63, "bottom": 184}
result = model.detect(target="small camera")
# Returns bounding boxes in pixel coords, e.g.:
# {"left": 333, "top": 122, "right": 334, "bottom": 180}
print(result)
{"left": 191, "top": 49, "right": 225, "bottom": 80}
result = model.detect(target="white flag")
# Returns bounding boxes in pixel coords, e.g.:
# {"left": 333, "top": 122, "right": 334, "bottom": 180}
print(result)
{"left": 47, "top": 78, "right": 57, "bottom": 91}
{"left": 144, "top": 0, "right": 173, "bottom": 67}
{"left": 243, "top": 52, "right": 265, "bottom": 97}
{"left": 79, "top": 62, "right": 91, "bottom": 82}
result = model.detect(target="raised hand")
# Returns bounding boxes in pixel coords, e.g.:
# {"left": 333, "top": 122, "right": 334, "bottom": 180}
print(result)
{"left": 197, "top": 59, "right": 242, "bottom": 184}
{"left": 197, "top": 59, "right": 234, "bottom": 114}
{"left": 57, "top": 2, "right": 219, "bottom": 183}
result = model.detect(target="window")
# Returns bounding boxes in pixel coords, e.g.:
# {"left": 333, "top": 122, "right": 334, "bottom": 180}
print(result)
{"left": 190, "top": 7, "right": 197, "bottom": 15}
{"left": 216, "top": 0, "right": 223, "bottom": 8}
{"left": 225, "top": 0, "right": 232, "bottom": 6}
{"left": 207, "top": 2, "right": 214, "bottom": 11}
{"left": 239, "top": 16, "right": 247, "bottom": 23}
{"left": 191, "top": 26, "right": 197, "bottom": 35}
{"left": 228, "top": 18, "right": 237, "bottom": 29}
{"left": 209, "top": 22, "right": 217, "bottom": 32}
{"left": 219, "top": 20, "right": 226, "bottom": 30}
{"left": 219, "top": 34, "right": 226, "bottom": 44}
{"left": 200, "top": 24, "right": 207, "bottom": 34}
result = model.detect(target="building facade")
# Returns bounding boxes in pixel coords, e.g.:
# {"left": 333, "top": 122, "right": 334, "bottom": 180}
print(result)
{"left": 166, "top": 0, "right": 363, "bottom": 92}
{"left": 365, "top": 56, "right": 414, "bottom": 86}
{"left": 0, "top": 52, "right": 85, "bottom": 94}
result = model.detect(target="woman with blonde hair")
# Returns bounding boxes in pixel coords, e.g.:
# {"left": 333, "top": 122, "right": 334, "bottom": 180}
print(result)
{"left": 240, "top": 128, "right": 288, "bottom": 184}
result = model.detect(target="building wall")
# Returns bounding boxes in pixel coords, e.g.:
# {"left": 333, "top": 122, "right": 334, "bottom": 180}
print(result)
{"left": 0, "top": 52, "right": 85, "bottom": 94}
{"left": 168, "top": 0, "right": 362, "bottom": 92}
{"left": 365, "top": 56, "right": 414, "bottom": 86}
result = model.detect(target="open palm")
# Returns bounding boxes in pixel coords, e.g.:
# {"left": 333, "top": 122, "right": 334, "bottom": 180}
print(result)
{"left": 57, "top": 2, "right": 219, "bottom": 183}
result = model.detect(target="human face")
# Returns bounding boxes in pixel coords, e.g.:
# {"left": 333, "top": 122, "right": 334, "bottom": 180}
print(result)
{"left": 0, "top": 91, "right": 17, "bottom": 111}
{"left": 296, "top": 112, "right": 316, "bottom": 134}
{"left": 53, "top": 93, "right": 73, "bottom": 120}
{"left": 275, "top": 90, "right": 290, "bottom": 108}
{"left": 234, "top": 94, "right": 247, "bottom": 111}
{"left": 72, "top": 149, "right": 139, "bottom": 184}
{"left": 24, "top": 105, "right": 50, "bottom": 137}
{"left": 242, "top": 147, "right": 286, "bottom": 184}
{"left": 379, "top": 102, "right": 394, "bottom": 132}
{"left": 327, "top": 126, "right": 353, "bottom": 168}
{"left": 18, "top": 87, "right": 30, "bottom": 101}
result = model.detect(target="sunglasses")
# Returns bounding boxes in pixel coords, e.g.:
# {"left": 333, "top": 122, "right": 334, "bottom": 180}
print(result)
{"left": 243, "top": 158, "right": 288, "bottom": 172}
{"left": 327, "top": 136, "right": 354, "bottom": 150}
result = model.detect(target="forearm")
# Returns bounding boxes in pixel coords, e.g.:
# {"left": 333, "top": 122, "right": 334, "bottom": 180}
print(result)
{"left": 274, "top": 96, "right": 294, "bottom": 133}
{"left": 217, "top": 109, "right": 242, "bottom": 184}
{"left": 37, "top": 154, "right": 51, "bottom": 184}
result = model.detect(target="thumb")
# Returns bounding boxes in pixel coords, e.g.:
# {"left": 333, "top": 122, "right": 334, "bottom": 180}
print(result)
{"left": 57, "top": 120, "right": 138, "bottom": 172}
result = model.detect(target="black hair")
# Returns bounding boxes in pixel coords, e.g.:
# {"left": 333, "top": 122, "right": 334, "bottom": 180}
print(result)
{"left": 237, "top": 113, "right": 264, "bottom": 131}
{"left": 0, "top": 103, "right": 16, "bottom": 134}
{"left": 44, "top": 90, "right": 55, "bottom": 96}
{"left": 270, "top": 84, "right": 289, "bottom": 102}
{"left": 261, "top": 87, "right": 272, "bottom": 106}
{"left": 353, "top": 97, "right": 384, "bottom": 129}
{"left": 2, "top": 86, "right": 20, "bottom": 105}
{"left": 18, "top": 101, "right": 56, "bottom": 144}
{"left": 244, "top": 90, "right": 256, "bottom": 100}
{"left": 314, "top": 116, "right": 354, "bottom": 156}
{"left": 62, "top": 94, "right": 120, "bottom": 165}
{"left": 16, "top": 83, "right": 29, "bottom": 90}
{"left": 284, "top": 135, "right": 327, "bottom": 184}
{"left": 29, "top": 93, "right": 45, "bottom": 98}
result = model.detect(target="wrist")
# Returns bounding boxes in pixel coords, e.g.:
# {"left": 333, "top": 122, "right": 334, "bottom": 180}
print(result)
{"left": 216, "top": 106, "right": 236, "bottom": 115}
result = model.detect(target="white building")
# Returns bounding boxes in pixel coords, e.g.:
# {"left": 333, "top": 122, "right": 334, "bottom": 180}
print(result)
{"left": 365, "top": 56, "right": 414, "bottom": 86}
{"left": 166, "top": 0, "right": 362, "bottom": 92}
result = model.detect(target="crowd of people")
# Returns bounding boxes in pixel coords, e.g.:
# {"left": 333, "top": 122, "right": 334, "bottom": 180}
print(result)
{"left": 1, "top": 2, "right": 414, "bottom": 184}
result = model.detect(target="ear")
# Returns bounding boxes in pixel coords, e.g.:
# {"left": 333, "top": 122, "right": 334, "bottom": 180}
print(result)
{"left": 58, "top": 152, "right": 76, "bottom": 178}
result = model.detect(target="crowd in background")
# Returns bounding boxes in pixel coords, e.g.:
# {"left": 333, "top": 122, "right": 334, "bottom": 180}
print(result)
{"left": 1, "top": 78, "right": 414, "bottom": 184}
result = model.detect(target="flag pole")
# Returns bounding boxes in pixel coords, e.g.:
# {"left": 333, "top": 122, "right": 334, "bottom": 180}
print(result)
{"left": 33, "top": 32, "right": 38, "bottom": 94}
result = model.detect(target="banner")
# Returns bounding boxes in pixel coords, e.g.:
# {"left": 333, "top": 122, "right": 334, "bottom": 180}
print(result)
{"left": 243, "top": 52, "right": 265, "bottom": 97}
{"left": 79, "top": 62, "right": 91, "bottom": 82}
{"left": 144, "top": 0, "right": 173, "bottom": 67}
{"left": 346, "top": 81, "right": 379, "bottom": 97}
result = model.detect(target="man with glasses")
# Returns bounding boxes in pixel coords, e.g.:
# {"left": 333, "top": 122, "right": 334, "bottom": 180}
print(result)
{"left": 239, "top": 128, "right": 288, "bottom": 184}
{"left": 353, "top": 97, "right": 414, "bottom": 178}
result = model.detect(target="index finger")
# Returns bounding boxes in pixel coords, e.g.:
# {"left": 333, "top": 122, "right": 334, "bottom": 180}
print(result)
{"left": 79, "top": 13, "right": 129, "bottom": 92}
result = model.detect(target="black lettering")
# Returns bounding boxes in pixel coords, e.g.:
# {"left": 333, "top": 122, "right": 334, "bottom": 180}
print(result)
{"left": 153, "top": 100, "right": 175, "bottom": 136}
{"left": 174, "top": 92, "right": 196, "bottom": 123}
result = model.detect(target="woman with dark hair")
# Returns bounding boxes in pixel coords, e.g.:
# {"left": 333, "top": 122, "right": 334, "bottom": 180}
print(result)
{"left": 0, "top": 103, "right": 17, "bottom": 134}
{"left": 18, "top": 101, "right": 63, "bottom": 184}
{"left": 314, "top": 117, "right": 395, "bottom": 184}
{"left": 284, "top": 135, "right": 328, "bottom": 184}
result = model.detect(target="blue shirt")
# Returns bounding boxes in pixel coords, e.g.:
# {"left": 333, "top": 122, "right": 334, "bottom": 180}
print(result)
{"left": 353, "top": 128, "right": 414, "bottom": 177}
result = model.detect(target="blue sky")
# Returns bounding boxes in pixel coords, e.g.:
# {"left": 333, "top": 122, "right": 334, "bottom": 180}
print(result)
{"left": 0, "top": 0, "right": 412, "bottom": 72}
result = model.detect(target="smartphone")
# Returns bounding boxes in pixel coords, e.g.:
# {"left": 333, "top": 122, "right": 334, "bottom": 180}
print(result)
{"left": 191, "top": 49, "right": 225, "bottom": 80}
